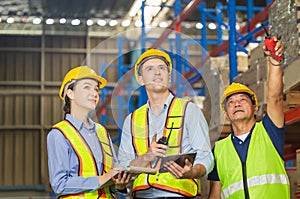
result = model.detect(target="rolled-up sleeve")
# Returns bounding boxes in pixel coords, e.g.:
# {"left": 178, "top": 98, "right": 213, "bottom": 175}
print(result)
{"left": 183, "top": 103, "right": 214, "bottom": 176}
{"left": 117, "top": 114, "right": 136, "bottom": 166}
{"left": 47, "top": 129, "right": 99, "bottom": 195}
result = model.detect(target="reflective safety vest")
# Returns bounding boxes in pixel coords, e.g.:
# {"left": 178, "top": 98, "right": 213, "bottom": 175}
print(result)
{"left": 52, "top": 120, "right": 114, "bottom": 199}
{"left": 214, "top": 122, "right": 290, "bottom": 199}
{"left": 131, "top": 97, "right": 201, "bottom": 197}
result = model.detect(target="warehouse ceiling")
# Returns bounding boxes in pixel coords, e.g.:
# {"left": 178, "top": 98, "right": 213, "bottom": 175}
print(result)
{"left": 0, "top": 0, "right": 269, "bottom": 36}
{"left": 0, "top": 0, "right": 268, "bottom": 18}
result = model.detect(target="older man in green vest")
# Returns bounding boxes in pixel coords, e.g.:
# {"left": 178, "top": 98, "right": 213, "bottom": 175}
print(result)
{"left": 208, "top": 37, "right": 290, "bottom": 199}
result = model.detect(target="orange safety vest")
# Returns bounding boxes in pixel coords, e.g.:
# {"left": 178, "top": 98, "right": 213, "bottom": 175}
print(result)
{"left": 131, "top": 97, "right": 201, "bottom": 197}
{"left": 52, "top": 120, "right": 114, "bottom": 199}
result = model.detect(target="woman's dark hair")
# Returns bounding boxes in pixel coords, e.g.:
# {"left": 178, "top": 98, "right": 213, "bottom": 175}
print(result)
{"left": 63, "top": 83, "right": 74, "bottom": 116}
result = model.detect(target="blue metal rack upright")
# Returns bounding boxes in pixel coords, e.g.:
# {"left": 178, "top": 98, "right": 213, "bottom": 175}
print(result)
{"left": 184, "top": 0, "right": 271, "bottom": 85}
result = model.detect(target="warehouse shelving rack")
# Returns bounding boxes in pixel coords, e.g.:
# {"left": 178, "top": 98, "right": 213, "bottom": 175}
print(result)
{"left": 98, "top": 0, "right": 272, "bottom": 144}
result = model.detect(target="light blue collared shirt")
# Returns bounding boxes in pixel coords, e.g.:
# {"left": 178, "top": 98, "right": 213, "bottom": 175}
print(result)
{"left": 118, "top": 94, "right": 214, "bottom": 197}
{"left": 47, "top": 114, "right": 118, "bottom": 196}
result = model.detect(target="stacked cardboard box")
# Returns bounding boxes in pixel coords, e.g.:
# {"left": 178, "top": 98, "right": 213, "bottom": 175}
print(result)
{"left": 202, "top": 51, "right": 260, "bottom": 129}
{"left": 234, "top": 42, "right": 269, "bottom": 107}
{"left": 208, "top": 53, "right": 249, "bottom": 73}
{"left": 283, "top": 58, "right": 300, "bottom": 93}
{"left": 201, "top": 56, "right": 230, "bottom": 131}
{"left": 202, "top": 65, "right": 227, "bottom": 131}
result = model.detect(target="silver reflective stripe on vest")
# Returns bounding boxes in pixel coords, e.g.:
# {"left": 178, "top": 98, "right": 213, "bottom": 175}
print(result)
{"left": 222, "top": 174, "right": 290, "bottom": 198}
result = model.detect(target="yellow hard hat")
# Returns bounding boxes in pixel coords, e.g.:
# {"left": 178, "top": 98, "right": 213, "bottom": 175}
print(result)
{"left": 59, "top": 66, "right": 107, "bottom": 100}
{"left": 134, "top": 48, "right": 172, "bottom": 82}
{"left": 220, "top": 82, "right": 258, "bottom": 112}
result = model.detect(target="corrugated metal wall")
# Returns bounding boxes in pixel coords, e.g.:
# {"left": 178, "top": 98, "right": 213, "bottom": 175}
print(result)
{"left": 0, "top": 33, "right": 126, "bottom": 190}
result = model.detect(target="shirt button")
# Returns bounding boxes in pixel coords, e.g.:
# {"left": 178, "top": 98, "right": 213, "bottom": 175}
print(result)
{"left": 239, "top": 141, "right": 242, "bottom": 144}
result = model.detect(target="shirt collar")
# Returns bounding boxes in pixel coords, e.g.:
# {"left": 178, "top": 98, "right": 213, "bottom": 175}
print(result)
{"left": 146, "top": 93, "right": 174, "bottom": 111}
{"left": 231, "top": 123, "right": 256, "bottom": 140}
{"left": 65, "top": 114, "right": 96, "bottom": 131}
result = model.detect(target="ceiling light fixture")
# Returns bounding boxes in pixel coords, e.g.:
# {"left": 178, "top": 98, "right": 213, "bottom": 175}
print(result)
{"left": 135, "top": 20, "right": 142, "bottom": 27}
{"left": 220, "top": 24, "right": 227, "bottom": 30}
{"left": 159, "top": 21, "right": 168, "bottom": 28}
{"left": 71, "top": 19, "right": 80, "bottom": 26}
{"left": 195, "top": 22, "right": 203, "bottom": 30}
{"left": 46, "top": 18, "right": 54, "bottom": 25}
{"left": 7, "top": 17, "right": 14, "bottom": 24}
{"left": 86, "top": 19, "right": 93, "bottom": 26}
{"left": 109, "top": 19, "right": 118, "bottom": 27}
{"left": 121, "top": 20, "right": 131, "bottom": 27}
{"left": 97, "top": 19, "right": 106, "bottom": 26}
{"left": 59, "top": 18, "right": 66, "bottom": 24}
{"left": 32, "top": 17, "right": 42, "bottom": 25}
{"left": 208, "top": 22, "right": 217, "bottom": 30}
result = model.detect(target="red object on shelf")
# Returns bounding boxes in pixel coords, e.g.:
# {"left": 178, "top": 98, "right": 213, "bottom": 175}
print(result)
{"left": 284, "top": 105, "right": 300, "bottom": 125}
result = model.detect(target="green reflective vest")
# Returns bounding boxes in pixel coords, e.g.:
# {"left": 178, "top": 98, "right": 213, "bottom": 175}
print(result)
{"left": 214, "top": 121, "right": 290, "bottom": 199}
{"left": 131, "top": 97, "right": 201, "bottom": 197}
{"left": 52, "top": 120, "right": 114, "bottom": 199}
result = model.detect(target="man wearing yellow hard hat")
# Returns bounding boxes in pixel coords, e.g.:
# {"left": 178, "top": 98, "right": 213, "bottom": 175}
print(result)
{"left": 208, "top": 37, "right": 290, "bottom": 199}
{"left": 118, "top": 48, "right": 214, "bottom": 198}
{"left": 47, "top": 66, "right": 131, "bottom": 198}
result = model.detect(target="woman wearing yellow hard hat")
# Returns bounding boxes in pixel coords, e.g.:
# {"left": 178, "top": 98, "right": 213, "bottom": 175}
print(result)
{"left": 47, "top": 66, "right": 131, "bottom": 198}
